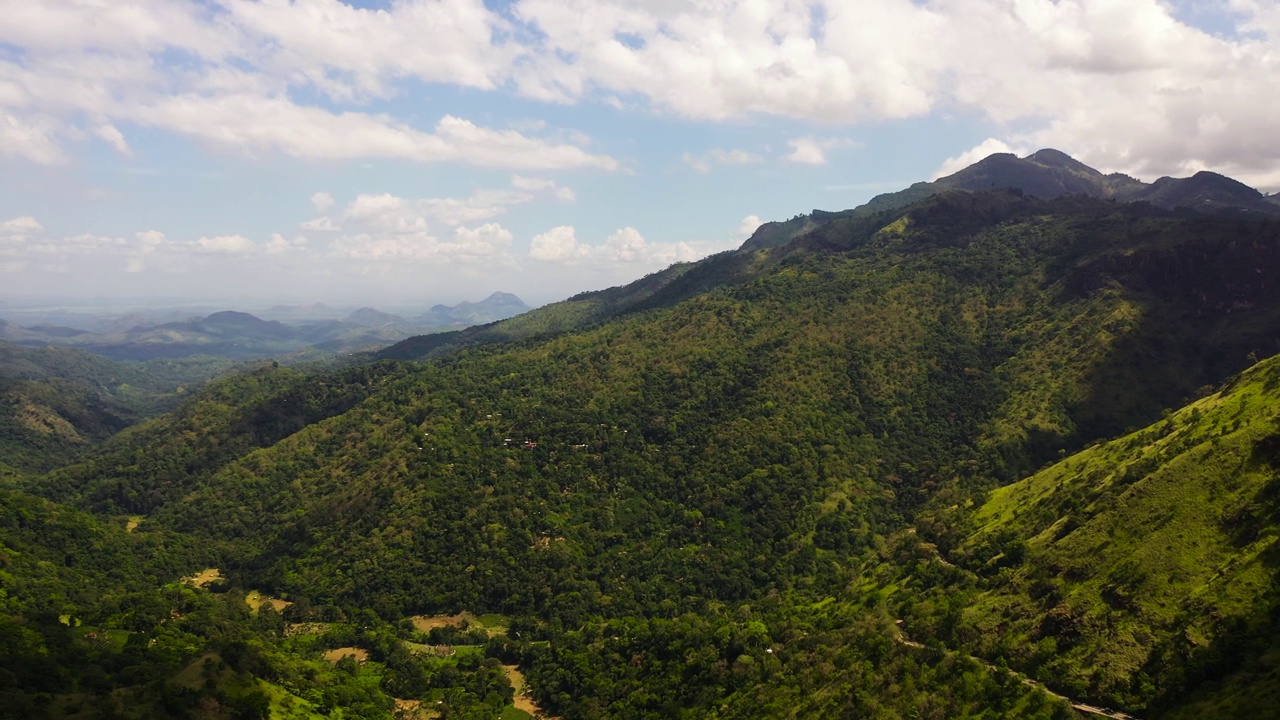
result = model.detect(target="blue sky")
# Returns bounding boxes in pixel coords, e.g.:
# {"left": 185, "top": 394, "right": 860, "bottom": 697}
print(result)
{"left": 1, "top": 0, "right": 1277, "bottom": 308}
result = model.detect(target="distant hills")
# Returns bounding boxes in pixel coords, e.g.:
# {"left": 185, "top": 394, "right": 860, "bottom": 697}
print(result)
{"left": 742, "top": 148, "right": 1280, "bottom": 250}
{"left": 0, "top": 292, "right": 532, "bottom": 361}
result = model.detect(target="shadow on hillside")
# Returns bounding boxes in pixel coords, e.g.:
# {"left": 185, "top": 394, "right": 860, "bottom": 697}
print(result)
{"left": 1068, "top": 214, "right": 1280, "bottom": 454}
{"left": 1140, "top": 537, "right": 1280, "bottom": 717}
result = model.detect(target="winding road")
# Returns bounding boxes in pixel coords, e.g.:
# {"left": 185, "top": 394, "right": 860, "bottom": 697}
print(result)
{"left": 893, "top": 623, "right": 1140, "bottom": 720}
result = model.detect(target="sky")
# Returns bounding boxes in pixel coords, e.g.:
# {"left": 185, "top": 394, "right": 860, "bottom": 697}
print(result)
{"left": 2, "top": 0, "right": 1279, "bottom": 308}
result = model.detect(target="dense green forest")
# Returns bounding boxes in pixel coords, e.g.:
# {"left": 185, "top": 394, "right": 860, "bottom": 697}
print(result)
{"left": 0, "top": 343, "right": 237, "bottom": 472}
{"left": 4, "top": 176, "right": 1280, "bottom": 718}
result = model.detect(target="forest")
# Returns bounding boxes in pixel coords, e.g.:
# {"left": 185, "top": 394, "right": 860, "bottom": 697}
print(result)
{"left": 3, "top": 187, "right": 1280, "bottom": 719}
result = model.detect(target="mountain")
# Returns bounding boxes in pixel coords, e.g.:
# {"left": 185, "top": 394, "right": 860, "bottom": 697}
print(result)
{"left": 413, "top": 291, "right": 532, "bottom": 328}
{"left": 11, "top": 149, "right": 1280, "bottom": 718}
{"left": 742, "top": 149, "right": 1280, "bottom": 251}
{"left": 15, "top": 183, "right": 1280, "bottom": 717}
{"left": 345, "top": 307, "right": 405, "bottom": 327}
{"left": 0, "top": 295, "right": 534, "bottom": 362}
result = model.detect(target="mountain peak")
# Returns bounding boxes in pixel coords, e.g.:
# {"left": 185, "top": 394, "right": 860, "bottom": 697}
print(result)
{"left": 480, "top": 291, "right": 526, "bottom": 306}
{"left": 1028, "top": 147, "right": 1085, "bottom": 167}
{"left": 743, "top": 150, "right": 1278, "bottom": 251}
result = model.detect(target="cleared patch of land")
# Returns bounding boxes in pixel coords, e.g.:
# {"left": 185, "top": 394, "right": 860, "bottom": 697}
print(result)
{"left": 409, "top": 612, "right": 474, "bottom": 633}
{"left": 323, "top": 647, "right": 369, "bottom": 663}
{"left": 285, "top": 622, "right": 331, "bottom": 637}
{"left": 182, "top": 568, "right": 223, "bottom": 588}
{"left": 394, "top": 698, "right": 439, "bottom": 719}
{"left": 125, "top": 516, "right": 142, "bottom": 532}
{"left": 504, "top": 664, "right": 553, "bottom": 719}
{"left": 245, "top": 589, "right": 292, "bottom": 614}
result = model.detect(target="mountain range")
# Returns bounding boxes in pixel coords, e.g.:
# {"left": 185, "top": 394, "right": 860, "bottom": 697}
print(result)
{"left": 3, "top": 150, "right": 1280, "bottom": 719}
{"left": 0, "top": 292, "right": 532, "bottom": 361}
{"left": 742, "top": 148, "right": 1280, "bottom": 251}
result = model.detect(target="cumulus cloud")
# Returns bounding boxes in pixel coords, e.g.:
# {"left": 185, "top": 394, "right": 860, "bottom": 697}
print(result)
{"left": 785, "top": 137, "right": 858, "bottom": 166}
{"left": 323, "top": 187, "right": 533, "bottom": 266}
{"left": 0, "top": 216, "right": 45, "bottom": 237}
{"left": 123, "top": 96, "right": 616, "bottom": 169}
{"left": 194, "top": 234, "right": 255, "bottom": 254}
{"left": 310, "top": 192, "right": 335, "bottom": 213}
{"left": 682, "top": 148, "right": 763, "bottom": 173}
{"left": 330, "top": 221, "right": 515, "bottom": 264}
{"left": 2, "top": 0, "right": 1280, "bottom": 193}
{"left": 0, "top": 113, "right": 67, "bottom": 164}
{"left": 530, "top": 225, "right": 701, "bottom": 265}
{"left": 314, "top": 175, "right": 576, "bottom": 239}
{"left": 0, "top": 216, "right": 259, "bottom": 275}
{"left": 266, "top": 233, "right": 307, "bottom": 255}
{"left": 300, "top": 217, "right": 341, "bottom": 233}
{"left": 736, "top": 215, "right": 763, "bottom": 240}
{"left": 0, "top": 1, "right": 615, "bottom": 171}
{"left": 512, "top": 175, "right": 577, "bottom": 202}
{"left": 530, "top": 225, "right": 583, "bottom": 262}
{"left": 508, "top": 0, "right": 1280, "bottom": 186}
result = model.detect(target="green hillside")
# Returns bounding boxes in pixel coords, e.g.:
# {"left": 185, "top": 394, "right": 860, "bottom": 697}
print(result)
{"left": 893, "top": 352, "right": 1280, "bottom": 717}
{"left": 0, "top": 342, "right": 236, "bottom": 471}
{"left": 8, "top": 177, "right": 1280, "bottom": 717}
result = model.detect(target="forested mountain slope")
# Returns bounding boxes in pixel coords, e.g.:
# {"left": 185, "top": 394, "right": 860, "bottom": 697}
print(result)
{"left": 14, "top": 186, "right": 1280, "bottom": 717}
{"left": 0, "top": 342, "right": 234, "bottom": 471}
{"left": 893, "top": 351, "right": 1280, "bottom": 719}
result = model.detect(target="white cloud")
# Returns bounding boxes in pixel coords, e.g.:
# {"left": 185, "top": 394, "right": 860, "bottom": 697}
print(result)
{"left": 446, "top": 224, "right": 516, "bottom": 262}
{"left": 604, "top": 227, "right": 648, "bottom": 263}
{"left": 682, "top": 148, "right": 763, "bottom": 173}
{"left": 124, "top": 96, "right": 617, "bottom": 169}
{"left": 531, "top": 225, "right": 700, "bottom": 266}
{"left": 325, "top": 188, "right": 529, "bottom": 265}
{"left": 0, "top": 216, "right": 45, "bottom": 237}
{"left": 195, "top": 234, "right": 255, "bottom": 254}
{"left": 530, "top": 225, "right": 583, "bottom": 261}
{"left": 0, "top": 112, "right": 67, "bottom": 164}
{"left": 93, "top": 124, "right": 130, "bottom": 155}
{"left": 266, "top": 233, "right": 307, "bottom": 255}
{"left": 219, "top": 0, "right": 514, "bottom": 101}
{"left": 330, "top": 220, "right": 515, "bottom": 264}
{"left": 325, "top": 176, "right": 575, "bottom": 237}
{"left": 785, "top": 137, "right": 857, "bottom": 166}
{"left": 512, "top": 175, "right": 576, "bottom": 202}
{"left": 311, "top": 191, "right": 335, "bottom": 213}
{"left": 0, "top": 2, "right": 615, "bottom": 172}
{"left": 736, "top": 215, "right": 762, "bottom": 240}
{"left": 300, "top": 217, "right": 341, "bottom": 232}
{"left": 1, "top": 0, "right": 1280, "bottom": 203}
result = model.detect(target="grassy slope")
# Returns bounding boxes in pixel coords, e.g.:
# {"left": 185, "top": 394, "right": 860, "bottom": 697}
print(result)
{"left": 951, "top": 353, "right": 1280, "bottom": 715}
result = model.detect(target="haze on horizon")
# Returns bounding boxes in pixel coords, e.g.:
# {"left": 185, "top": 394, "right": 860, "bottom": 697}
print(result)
{"left": 2, "top": 0, "right": 1279, "bottom": 307}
